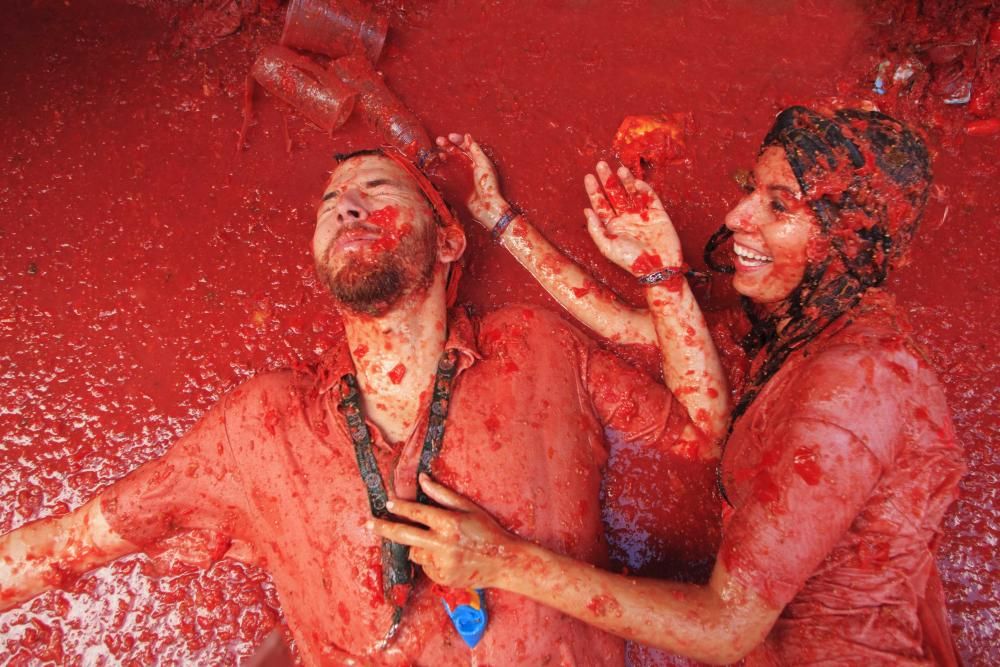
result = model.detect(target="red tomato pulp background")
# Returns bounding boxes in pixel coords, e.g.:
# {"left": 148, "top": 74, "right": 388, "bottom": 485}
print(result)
{"left": 1, "top": 0, "right": 997, "bottom": 664}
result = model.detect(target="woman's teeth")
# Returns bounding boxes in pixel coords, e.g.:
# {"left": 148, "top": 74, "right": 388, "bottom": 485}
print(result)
{"left": 734, "top": 243, "right": 772, "bottom": 266}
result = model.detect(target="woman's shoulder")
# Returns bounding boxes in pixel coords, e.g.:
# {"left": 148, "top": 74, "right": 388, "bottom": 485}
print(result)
{"left": 808, "top": 291, "right": 929, "bottom": 386}
{"left": 774, "top": 294, "right": 946, "bottom": 459}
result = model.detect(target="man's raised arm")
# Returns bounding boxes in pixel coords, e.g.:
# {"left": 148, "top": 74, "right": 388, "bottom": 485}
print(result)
{"left": 0, "top": 495, "right": 137, "bottom": 612}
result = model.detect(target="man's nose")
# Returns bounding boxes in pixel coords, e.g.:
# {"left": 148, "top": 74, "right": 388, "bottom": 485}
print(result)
{"left": 335, "top": 187, "right": 368, "bottom": 224}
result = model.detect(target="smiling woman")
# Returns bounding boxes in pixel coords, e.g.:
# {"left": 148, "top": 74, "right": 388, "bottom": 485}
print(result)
{"left": 712, "top": 106, "right": 941, "bottom": 424}
{"left": 375, "top": 107, "right": 966, "bottom": 665}
{"left": 726, "top": 146, "right": 815, "bottom": 304}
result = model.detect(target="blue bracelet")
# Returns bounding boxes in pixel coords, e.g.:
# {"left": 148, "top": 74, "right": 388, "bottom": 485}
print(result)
{"left": 491, "top": 208, "right": 519, "bottom": 241}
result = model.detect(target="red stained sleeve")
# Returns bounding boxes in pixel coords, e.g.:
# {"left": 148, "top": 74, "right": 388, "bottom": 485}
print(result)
{"left": 720, "top": 416, "right": 882, "bottom": 608}
{"left": 584, "top": 348, "right": 707, "bottom": 460}
{"left": 719, "top": 345, "right": 906, "bottom": 608}
{"left": 99, "top": 395, "right": 250, "bottom": 552}
{"left": 587, "top": 345, "right": 723, "bottom": 569}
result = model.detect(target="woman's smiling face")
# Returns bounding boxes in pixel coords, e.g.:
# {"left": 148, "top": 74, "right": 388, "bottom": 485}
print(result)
{"left": 725, "top": 146, "right": 819, "bottom": 305}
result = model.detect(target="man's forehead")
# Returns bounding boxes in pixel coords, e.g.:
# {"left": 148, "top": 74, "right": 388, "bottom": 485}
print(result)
{"left": 325, "top": 154, "right": 415, "bottom": 193}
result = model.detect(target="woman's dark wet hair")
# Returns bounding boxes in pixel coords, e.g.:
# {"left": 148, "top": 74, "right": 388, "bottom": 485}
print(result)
{"left": 705, "top": 106, "right": 932, "bottom": 443}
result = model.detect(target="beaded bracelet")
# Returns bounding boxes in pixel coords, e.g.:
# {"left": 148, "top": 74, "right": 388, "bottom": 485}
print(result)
{"left": 491, "top": 207, "right": 520, "bottom": 241}
{"left": 638, "top": 263, "right": 691, "bottom": 286}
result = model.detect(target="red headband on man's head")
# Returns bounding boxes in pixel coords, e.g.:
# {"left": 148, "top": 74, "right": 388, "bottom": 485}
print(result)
{"left": 380, "top": 147, "right": 464, "bottom": 306}
{"left": 381, "top": 148, "right": 461, "bottom": 229}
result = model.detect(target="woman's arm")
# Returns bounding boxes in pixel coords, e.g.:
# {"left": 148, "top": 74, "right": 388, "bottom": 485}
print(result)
{"left": 501, "top": 542, "right": 777, "bottom": 665}
{"left": 376, "top": 476, "right": 779, "bottom": 664}
{"left": 378, "top": 407, "right": 885, "bottom": 662}
{"left": 441, "top": 134, "right": 727, "bottom": 440}
{"left": 582, "top": 162, "right": 729, "bottom": 441}
{"left": 0, "top": 496, "right": 137, "bottom": 612}
{"left": 497, "top": 210, "right": 657, "bottom": 345}
{"left": 439, "top": 133, "right": 656, "bottom": 345}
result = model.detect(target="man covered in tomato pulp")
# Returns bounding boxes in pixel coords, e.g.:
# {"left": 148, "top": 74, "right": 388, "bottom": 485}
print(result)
{"left": 0, "top": 147, "right": 721, "bottom": 666}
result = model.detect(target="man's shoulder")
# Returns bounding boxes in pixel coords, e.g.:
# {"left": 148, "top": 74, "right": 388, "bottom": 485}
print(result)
{"left": 475, "top": 304, "right": 587, "bottom": 341}
{"left": 473, "top": 304, "right": 591, "bottom": 359}
{"left": 224, "top": 368, "right": 312, "bottom": 411}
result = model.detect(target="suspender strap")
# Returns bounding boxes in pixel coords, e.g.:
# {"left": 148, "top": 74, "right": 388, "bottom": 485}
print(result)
{"left": 338, "top": 374, "right": 392, "bottom": 518}
{"left": 338, "top": 374, "right": 409, "bottom": 646}
{"left": 416, "top": 349, "right": 459, "bottom": 503}
{"left": 336, "top": 348, "right": 462, "bottom": 649}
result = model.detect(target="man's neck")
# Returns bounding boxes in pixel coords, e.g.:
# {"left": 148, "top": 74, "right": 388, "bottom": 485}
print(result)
{"left": 341, "top": 273, "right": 449, "bottom": 444}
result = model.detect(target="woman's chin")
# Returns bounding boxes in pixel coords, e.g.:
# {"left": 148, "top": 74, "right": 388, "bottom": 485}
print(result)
{"left": 732, "top": 272, "right": 796, "bottom": 305}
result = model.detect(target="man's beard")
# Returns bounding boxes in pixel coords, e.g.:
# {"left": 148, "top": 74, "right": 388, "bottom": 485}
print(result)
{"left": 319, "top": 229, "right": 436, "bottom": 316}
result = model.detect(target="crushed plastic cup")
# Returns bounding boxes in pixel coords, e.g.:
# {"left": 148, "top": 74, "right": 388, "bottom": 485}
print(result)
{"left": 281, "top": 0, "right": 388, "bottom": 64}
{"left": 873, "top": 60, "right": 890, "bottom": 95}
{"left": 435, "top": 586, "right": 488, "bottom": 649}
{"left": 251, "top": 45, "right": 357, "bottom": 132}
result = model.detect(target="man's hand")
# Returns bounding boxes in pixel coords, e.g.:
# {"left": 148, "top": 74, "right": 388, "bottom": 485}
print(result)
{"left": 437, "top": 133, "right": 511, "bottom": 230}
{"left": 584, "top": 161, "right": 683, "bottom": 276}
{"left": 372, "top": 475, "right": 519, "bottom": 590}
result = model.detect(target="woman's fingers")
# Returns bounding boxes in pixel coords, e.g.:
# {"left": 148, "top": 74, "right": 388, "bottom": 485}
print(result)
{"left": 418, "top": 474, "right": 479, "bottom": 512}
{"left": 408, "top": 546, "right": 430, "bottom": 566}
{"left": 595, "top": 161, "right": 615, "bottom": 184}
{"left": 437, "top": 132, "right": 476, "bottom": 156}
{"left": 585, "top": 174, "right": 615, "bottom": 220}
{"left": 435, "top": 135, "right": 460, "bottom": 162}
{"left": 437, "top": 134, "right": 470, "bottom": 165}
{"left": 596, "top": 161, "right": 631, "bottom": 212}
{"left": 439, "top": 133, "right": 500, "bottom": 191}
{"left": 584, "top": 208, "right": 615, "bottom": 255}
{"left": 437, "top": 132, "right": 495, "bottom": 175}
{"left": 440, "top": 133, "right": 498, "bottom": 185}
{"left": 372, "top": 518, "right": 442, "bottom": 551}
{"left": 465, "top": 139, "right": 497, "bottom": 176}
{"left": 385, "top": 497, "right": 457, "bottom": 531}
{"left": 618, "top": 165, "right": 638, "bottom": 197}
{"left": 634, "top": 179, "right": 666, "bottom": 212}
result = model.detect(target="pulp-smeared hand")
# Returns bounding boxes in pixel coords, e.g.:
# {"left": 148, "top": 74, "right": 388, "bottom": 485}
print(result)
{"left": 437, "top": 133, "right": 511, "bottom": 230}
{"left": 584, "top": 162, "right": 683, "bottom": 276}
{"left": 373, "top": 474, "right": 518, "bottom": 590}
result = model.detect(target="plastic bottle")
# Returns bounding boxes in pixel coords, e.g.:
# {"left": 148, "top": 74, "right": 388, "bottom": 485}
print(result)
{"left": 331, "top": 54, "right": 434, "bottom": 165}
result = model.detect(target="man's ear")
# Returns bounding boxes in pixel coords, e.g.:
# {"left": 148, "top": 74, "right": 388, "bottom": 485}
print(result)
{"left": 436, "top": 225, "right": 466, "bottom": 264}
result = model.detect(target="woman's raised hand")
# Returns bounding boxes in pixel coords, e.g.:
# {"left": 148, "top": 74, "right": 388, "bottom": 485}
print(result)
{"left": 437, "top": 133, "right": 511, "bottom": 231}
{"left": 584, "top": 162, "right": 683, "bottom": 275}
{"left": 373, "top": 474, "right": 518, "bottom": 590}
